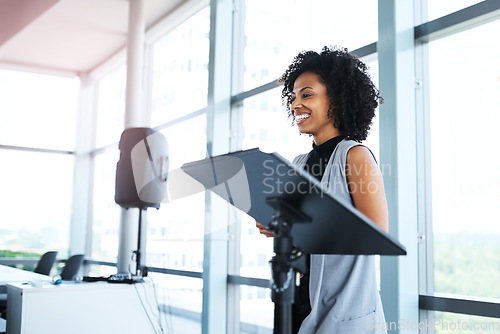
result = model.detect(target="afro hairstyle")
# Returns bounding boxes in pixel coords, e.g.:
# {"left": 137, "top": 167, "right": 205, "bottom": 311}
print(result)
{"left": 279, "top": 46, "right": 382, "bottom": 142}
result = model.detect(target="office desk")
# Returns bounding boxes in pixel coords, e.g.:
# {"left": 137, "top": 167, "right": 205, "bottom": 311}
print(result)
{"left": 0, "top": 265, "right": 50, "bottom": 293}
{"left": 6, "top": 280, "right": 162, "bottom": 334}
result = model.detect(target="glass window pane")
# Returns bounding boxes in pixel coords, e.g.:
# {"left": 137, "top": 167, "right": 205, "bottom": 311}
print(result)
{"left": 146, "top": 193, "right": 205, "bottom": 271}
{"left": 241, "top": 87, "right": 311, "bottom": 161}
{"left": 240, "top": 285, "right": 273, "bottom": 333}
{"left": 146, "top": 115, "right": 207, "bottom": 271}
{"left": 0, "top": 150, "right": 73, "bottom": 256}
{"left": 95, "top": 65, "right": 126, "bottom": 149}
{"left": 0, "top": 69, "right": 79, "bottom": 151}
{"left": 91, "top": 147, "right": 121, "bottom": 261}
{"left": 429, "top": 19, "right": 500, "bottom": 298}
{"left": 240, "top": 0, "right": 378, "bottom": 91}
{"left": 433, "top": 312, "right": 500, "bottom": 334}
{"left": 427, "top": 0, "right": 483, "bottom": 22}
{"left": 150, "top": 273, "right": 202, "bottom": 333}
{"left": 150, "top": 7, "right": 210, "bottom": 127}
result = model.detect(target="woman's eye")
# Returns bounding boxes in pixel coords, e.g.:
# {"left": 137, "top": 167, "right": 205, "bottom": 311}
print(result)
{"left": 303, "top": 93, "right": 312, "bottom": 98}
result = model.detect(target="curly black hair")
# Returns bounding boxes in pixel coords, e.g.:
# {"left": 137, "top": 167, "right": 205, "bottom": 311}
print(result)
{"left": 279, "top": 46, "right": 382, "bottom": 142}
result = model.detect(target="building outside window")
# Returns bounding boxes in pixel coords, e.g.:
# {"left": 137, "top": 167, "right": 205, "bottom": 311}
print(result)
{"left": 0, "top": 70, "right": 78, "bottom": 262}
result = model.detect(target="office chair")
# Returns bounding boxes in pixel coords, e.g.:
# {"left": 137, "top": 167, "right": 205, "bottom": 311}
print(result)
{"left": 34, "top": 251, "right": 58, "bottom": 276}
{"left": 60, "top": 254, "right": 84, "bottom": 281}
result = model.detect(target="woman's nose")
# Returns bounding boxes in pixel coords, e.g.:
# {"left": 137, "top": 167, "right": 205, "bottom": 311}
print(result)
{"left": 291, "top": 99, "right": 301, "bottom": 112}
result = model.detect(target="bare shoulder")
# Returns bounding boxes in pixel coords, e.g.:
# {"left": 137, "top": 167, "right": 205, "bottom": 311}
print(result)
{"left": 345, "top": 144, "right": 388, "bottom": 232}
{"left": 346, "top": 145, "right": 377, "bottom": 169}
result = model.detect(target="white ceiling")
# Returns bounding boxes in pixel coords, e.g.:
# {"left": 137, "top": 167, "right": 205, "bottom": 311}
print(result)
{"left": 0, "top": 0, "right": 186, "bottom": 76}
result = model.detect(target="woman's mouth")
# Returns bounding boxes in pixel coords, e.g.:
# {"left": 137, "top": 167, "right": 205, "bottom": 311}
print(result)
{"left": 295, "top": 113, "right": 310, "bottom": 125}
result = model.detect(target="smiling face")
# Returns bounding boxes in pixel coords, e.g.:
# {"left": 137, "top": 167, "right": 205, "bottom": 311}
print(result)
{"left": 291, "top": 71, "right": 340, "bottom": 145}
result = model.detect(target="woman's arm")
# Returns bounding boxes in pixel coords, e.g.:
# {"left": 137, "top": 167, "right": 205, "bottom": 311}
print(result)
{"left": 346, "top": 146, "right": 389, "bottom": 232}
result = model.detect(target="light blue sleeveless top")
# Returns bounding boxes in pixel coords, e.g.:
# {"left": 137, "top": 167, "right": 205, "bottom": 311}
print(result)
{"left": 293, "top": 139, "right": 387, "bottom": 334}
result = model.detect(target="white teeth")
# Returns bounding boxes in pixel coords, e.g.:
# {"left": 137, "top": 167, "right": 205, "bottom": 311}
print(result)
{"left": 295, "top": 114, "right": 310, "bottom": 122}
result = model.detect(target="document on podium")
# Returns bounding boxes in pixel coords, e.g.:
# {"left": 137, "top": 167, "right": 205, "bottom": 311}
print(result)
{"left": 181, "top": 148, "right": 406, "bottom": 256}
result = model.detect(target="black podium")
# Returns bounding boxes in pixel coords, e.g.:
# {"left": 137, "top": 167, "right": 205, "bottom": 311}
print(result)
{"left": 181, "top": 148, "right": 406, "bottom": 333}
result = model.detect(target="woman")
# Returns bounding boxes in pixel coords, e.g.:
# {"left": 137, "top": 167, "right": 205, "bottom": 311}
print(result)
{"left": 257, "top": 46, "right": 388, "bottom": 333}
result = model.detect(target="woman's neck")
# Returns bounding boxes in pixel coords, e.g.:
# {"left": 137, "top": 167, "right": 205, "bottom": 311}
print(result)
{"left": 313, "top": 128, "right": 341, "bottom": 146}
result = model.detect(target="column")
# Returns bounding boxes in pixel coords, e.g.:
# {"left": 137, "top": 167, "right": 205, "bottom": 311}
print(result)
{"left": 378, "top": 0, "right": 419, "bottom": 331}
{"left": 202, "top": 0, "right": 233, "bottom": 332}
{"left": 117, "top": 0, "right": 146, "bottom": 274}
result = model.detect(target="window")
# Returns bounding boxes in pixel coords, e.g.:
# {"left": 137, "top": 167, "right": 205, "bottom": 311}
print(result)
{"left": 95, "top": 65, "right": 126, "bottom": 149}
{"left": 433, "top": 312, "right": 500, "bottom": 334}
{"left": 143, "top": 6, "right": 211, "bottom": 328}
{"left": 91, "top": 147, "right": 121, "bottom": 262}
{"left": 427, "top": 0, "right": 484, "bottom": 22}
{"left": 0, "top": 149, "right": 73, "bottom": 257}
{"left": 239, "top": 0, "right": 378, "bottom": 92}
{"left": 239, "top": 286, "right": 273, "bottom": 333}
{"left": 428, "top": 19, "right": 500, "bottom": 299}
{"left": 149, "top": 7, "right": 210, "bottom": 126}
{"left": 149, "top": 273, "right": 203, "bottom": 333}
{"left": 0, "top": 70, "right": 78, "bottom": 258}
{"left": 146, "top": 5, "right": 210, "bottom": 273}
{"left": 146, "top": 115, "right": 207, "bottom": 272}
{"left": 91, "top": 65, "right": 127, "bottom": 261}
{"left": 0, "top": 69, "right": 78, "bottom": 151}
{"left": 240, "top": 87, "right": 311, "bottom": 161}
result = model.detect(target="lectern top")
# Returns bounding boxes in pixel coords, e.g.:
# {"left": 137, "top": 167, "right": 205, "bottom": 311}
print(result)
{"left": 182, "top": 148, "right": 406, "bottom": 256}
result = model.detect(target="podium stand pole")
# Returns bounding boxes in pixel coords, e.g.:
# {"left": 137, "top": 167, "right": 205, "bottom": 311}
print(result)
{"left": 267, "top": 197, "right": 310, "bottom": 334}
{"left": 134, "top": 208, "right": 145, "bottom": 277}
{"left": 270, "top": 213, "right": 294, "bottom": 334}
